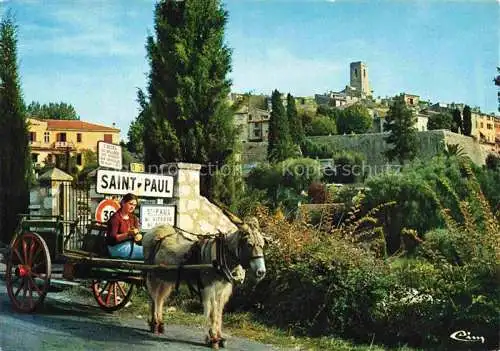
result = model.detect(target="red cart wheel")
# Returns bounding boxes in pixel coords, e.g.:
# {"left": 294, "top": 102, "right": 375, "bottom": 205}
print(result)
{"left": 91, "top": 280, "right": 134, "bottom": 312}
{"left": 6, "top": 232, "right": 52, "bottom": 312}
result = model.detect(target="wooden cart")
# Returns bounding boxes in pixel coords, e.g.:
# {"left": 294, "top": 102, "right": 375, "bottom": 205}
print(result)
{"left": 3, "top": 214, "right": 212, "bottom": 313}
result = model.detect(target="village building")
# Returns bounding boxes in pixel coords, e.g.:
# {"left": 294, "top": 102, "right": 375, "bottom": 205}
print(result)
{"left": 28, "top": 118, "right": 120, "bottom": 169}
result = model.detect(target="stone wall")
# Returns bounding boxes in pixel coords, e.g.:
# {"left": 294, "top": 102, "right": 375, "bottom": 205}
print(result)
{"left": 160, "top": 163, "right": 238, "bottom": 234}
{"left": 242, "top": 130, "right": 488, "bottom": 168}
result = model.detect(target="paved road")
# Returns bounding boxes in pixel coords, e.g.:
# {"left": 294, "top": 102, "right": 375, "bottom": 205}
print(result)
{"left": 0, "top": 264, "right": 281, "bottom": 351}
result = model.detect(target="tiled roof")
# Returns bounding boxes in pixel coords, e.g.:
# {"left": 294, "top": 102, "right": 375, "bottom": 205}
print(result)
{"left": 38, "top": 119, "right": 120, "bottom": 132}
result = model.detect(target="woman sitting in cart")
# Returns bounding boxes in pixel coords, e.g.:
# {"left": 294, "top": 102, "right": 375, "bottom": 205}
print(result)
{"left": 106, "top": 193, "right": 144, "bottom": 260}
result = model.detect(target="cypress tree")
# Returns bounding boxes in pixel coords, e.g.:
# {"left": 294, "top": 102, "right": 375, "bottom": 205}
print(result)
{"left": 451, "top": 108, "right": 462, "bottom": 133}
{"left": 462, "top": 105, "right": 472, "bottom": 136}
{"left": 0, "top": 15, "right": 30, "bottom": 244}
{"left": 267, "top": 89, "right": 293, "bottom": 162}
{"left": 383, "top": 95, "right": 418, "bottom": 164}
{"left": 142, "top": 0, "right": 239, "bottom": 198}
{"left": 286, "top": 93, "right": 304, "bottom": 145}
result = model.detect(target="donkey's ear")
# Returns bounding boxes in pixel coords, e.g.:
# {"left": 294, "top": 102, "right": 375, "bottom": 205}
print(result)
{"left": 239, "top": 223, "right": 250, "bottom": 233}
{"left": 244, "top": 216, "right": 260, "bottom": 231}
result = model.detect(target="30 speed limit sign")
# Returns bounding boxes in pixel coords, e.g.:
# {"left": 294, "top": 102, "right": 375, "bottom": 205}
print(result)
{"left": 95, "top": 199, "right": 120, "bottom": 223}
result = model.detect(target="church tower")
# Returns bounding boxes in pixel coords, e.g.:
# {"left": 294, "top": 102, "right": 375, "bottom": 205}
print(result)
{"left": 349, "top": 61, "right": 371, "bottom": 97}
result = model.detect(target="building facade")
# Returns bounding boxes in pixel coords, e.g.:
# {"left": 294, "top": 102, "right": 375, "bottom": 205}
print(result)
{"left": 28, "top": 118, "right": 120, "bottom": 168}
{"left": 470, "top": 113, "right": 496, "bottom": 147}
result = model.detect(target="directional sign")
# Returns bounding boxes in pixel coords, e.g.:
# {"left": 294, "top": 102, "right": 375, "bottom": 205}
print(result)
{"left": 98, "top": 141, "right": 122, "bottom": 170}
{"left": 140, "top": 204, "right": 176, "bottom": 230}
{"left": 96, "top": 169, "right": 174, "bottom": 198}
{"left": 130, "top": 162, "right": 145, "bottom": 173}
{"left": 95, "top": 198, "right": 120, "bottom": 223}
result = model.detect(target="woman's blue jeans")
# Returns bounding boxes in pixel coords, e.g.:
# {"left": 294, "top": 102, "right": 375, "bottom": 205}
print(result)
{"left": 107, "top": 241, "right": 144, "bottom": 260}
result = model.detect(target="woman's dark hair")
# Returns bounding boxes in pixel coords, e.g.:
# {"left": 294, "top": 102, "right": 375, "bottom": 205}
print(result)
{"left": 121, "top": 193, "right": 138, "bottom": 206}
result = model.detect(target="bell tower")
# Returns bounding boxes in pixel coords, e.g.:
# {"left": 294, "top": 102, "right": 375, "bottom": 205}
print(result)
{"left": 350, "top": 61, "right": 371, "bottom": 97}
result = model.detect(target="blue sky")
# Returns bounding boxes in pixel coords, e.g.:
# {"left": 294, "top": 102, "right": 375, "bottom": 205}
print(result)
{"left": 1, "top": 0, "right": 498, "bottom": 140}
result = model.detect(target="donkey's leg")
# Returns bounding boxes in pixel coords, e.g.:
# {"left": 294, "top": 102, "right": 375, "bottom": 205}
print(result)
{"left": 203, "top": 284, "right": 219, "bottom": 348}
{"left": 215, "top": 283, "right": 233, "bottom": 348}
{"left": 145, "top": 273, "right": 160, "bottom": 334}
{"left": 156, "top": 281, "right": 174, "bottom": 334}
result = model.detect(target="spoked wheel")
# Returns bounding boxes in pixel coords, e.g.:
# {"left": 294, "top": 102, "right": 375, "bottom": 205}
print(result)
{"left": 5, "top": 232, "right": 52, "bottom": 313}
{"left": 91, "top": 280, "right": 135, "bottom": 312}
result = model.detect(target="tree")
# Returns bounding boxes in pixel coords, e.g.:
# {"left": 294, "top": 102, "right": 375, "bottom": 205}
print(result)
{"left": 335, "top": 104, "right": 372, "bottom": 134}
{"left": 26, "top": 101, "right": 79, "bottom": 120}
{"left": 495, "top": 67, "right": 500, "bottom": 112}
{"left": 286, "top": 93, "right": 304, "bottom": 145}
{"left": 383, "top": 95, "right": 418, "bottom": 164}
{"left": 451, "top": 108, "right": 462, "bottom": 133}
{"left": 308, "top": 115, "right": 337, "bottom": 136}
{"left": 267, "top": 89, "right": 294, "bottom": 162}
{"left": 0, "top": 15, "right": 31, "bottom": 244}
{"left": 142, "top": 0, "right": 240, "bottom": 200}
{"left": 462, "top": 105, "right": 472, "bottom": 136}
{"left": 126, "top": 89, "right": 147, "bottom": 157}
{"left": 427, "top": 112, "right": 452, "bottom": 130}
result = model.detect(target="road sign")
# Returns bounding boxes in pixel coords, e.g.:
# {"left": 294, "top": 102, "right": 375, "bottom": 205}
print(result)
{"left": 130, "top": 162, "right": 145, "bottom": 173}
{"left": 95, "top": 198, "right": 120, "bottom": 223}
{"left": 98, "top": 141, "right": 122, "bottom": 170}
{"left": 96, "top": 169, "right": 174, "bottom": 198}
{"left": 140, "top": 204, "right": 175, "bottom": 230}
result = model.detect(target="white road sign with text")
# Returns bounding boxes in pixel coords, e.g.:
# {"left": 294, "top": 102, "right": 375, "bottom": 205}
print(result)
{"left": 98, "top": 141, "right": 122, "bottom": 170}
{"left": 96, "top": 169, "right": 174, "bottom": 198}
{"left": 140, "top": 204, "right": 175, "bottom": 230}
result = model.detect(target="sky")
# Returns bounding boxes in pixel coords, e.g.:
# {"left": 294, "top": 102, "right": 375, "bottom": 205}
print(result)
{"left": 0, "top": 0, "right": 498, "bottom": 140}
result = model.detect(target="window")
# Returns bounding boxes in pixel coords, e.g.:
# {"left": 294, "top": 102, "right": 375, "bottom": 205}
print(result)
{"left": 57, "top": 133, "right": 67, "bottom": 142}
{"left": 354, "top": 68, "right": 358, "bottom": 77}
{"left": 480, "top": 122, "right": 484, "bottom": 128}
{"left": 363, "top": 69, "right": 366, "bottom": 78}
{"left": 487, "top": 124, "right": 493, "bottom": 130}
{"left": 44, "top": 132, "right": 50, "bottom": 143}
{"left": 76, "top": 153, "right": 82, "bottom": 166}
{"left": 29, "top": 132, "right": 36, "bottom": 143}
{"left": 248, "top": 114, "right": 252, "bottom": 121}
{"left": 409, "top": 98, "right": 414, "bottom": 105}
{"left": 103, "top": 134, "right": 113, "bottom": 143}
{"left": 253, "top": 129, "right": 261, "bottom": 137}
{"left": 77, "top": 133, "right": 82, "bottom": 142}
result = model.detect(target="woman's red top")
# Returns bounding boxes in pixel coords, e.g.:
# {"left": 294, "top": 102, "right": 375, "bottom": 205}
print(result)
{"left": 106, "top": 210, "right": 140, "bottom": 246}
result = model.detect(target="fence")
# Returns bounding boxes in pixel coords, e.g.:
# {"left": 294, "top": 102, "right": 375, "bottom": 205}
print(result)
{"left": 56, "top": 179, "right": 92, "bottom": 250}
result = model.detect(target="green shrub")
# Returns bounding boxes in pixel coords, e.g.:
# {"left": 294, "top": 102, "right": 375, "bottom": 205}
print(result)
{"left": 307, "top": 115, "right": 337, "bottom": 136}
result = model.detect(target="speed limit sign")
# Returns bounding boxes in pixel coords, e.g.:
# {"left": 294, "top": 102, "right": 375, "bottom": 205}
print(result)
{"left": 95, "top": 199, "right": 120, "bottom": 223}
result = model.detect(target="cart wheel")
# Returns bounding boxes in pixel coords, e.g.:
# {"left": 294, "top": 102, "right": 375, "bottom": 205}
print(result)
{"left": 91, "top": 280, "right": 134, "bottom": 312}
{"left": 6, "top": 232, "right": 52, "bottom": 313}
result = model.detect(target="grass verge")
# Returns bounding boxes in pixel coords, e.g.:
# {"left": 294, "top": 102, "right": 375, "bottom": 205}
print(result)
{"left": 93, "top": 285, "right": 417, "bottom": 351}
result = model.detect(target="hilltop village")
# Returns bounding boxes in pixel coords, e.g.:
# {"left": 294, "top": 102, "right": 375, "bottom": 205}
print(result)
{"left": 231, "top": 61, "right": 499, "bottom": 166}
{"left": 25, "top": 61, "right": 499, "bottom": 174}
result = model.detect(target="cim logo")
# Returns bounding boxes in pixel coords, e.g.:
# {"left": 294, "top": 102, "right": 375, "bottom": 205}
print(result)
{"left": 449, "top": 330, "right": 485, "bottom": 344}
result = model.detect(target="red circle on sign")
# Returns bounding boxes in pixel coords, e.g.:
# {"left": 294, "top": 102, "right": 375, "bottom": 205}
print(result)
{"left": 95, "top": 199, "right": 120, "bottom": 223}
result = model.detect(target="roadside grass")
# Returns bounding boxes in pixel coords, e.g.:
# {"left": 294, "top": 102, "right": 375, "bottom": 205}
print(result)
{"left": 66, "top": 284, "right": 417, "bottom": 350}
{"left": 87, "top": 285, "right": 416, "bottom": 351}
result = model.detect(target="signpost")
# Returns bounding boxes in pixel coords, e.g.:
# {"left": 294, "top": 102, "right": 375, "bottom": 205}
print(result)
{"left": 96, "top": 169, "right": 174, "bottom": 198}
{"left": 130, "top": 162, "right": 145, "bottom": 173}
{"left": 95, "top": 198, "right": 120, "bottom": 223}
{"left": 140, "top": 204, "right": 175, "bottom": 230}
{"left": 98, "top": 141, "right": 122, "bottom": 170}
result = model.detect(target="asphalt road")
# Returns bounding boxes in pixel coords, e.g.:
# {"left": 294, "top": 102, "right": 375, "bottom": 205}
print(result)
{"left": 0, "top": 267, "right": 281, "bottom": 351}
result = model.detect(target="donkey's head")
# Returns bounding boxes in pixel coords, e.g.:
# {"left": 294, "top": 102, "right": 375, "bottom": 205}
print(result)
{"left": 236, "top": 217, "right": 268, "bottom": 282}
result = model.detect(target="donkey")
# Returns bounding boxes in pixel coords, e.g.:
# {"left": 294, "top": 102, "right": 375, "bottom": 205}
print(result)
{"left": 142, "top": 217, "right": 267, "bottom": 349}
